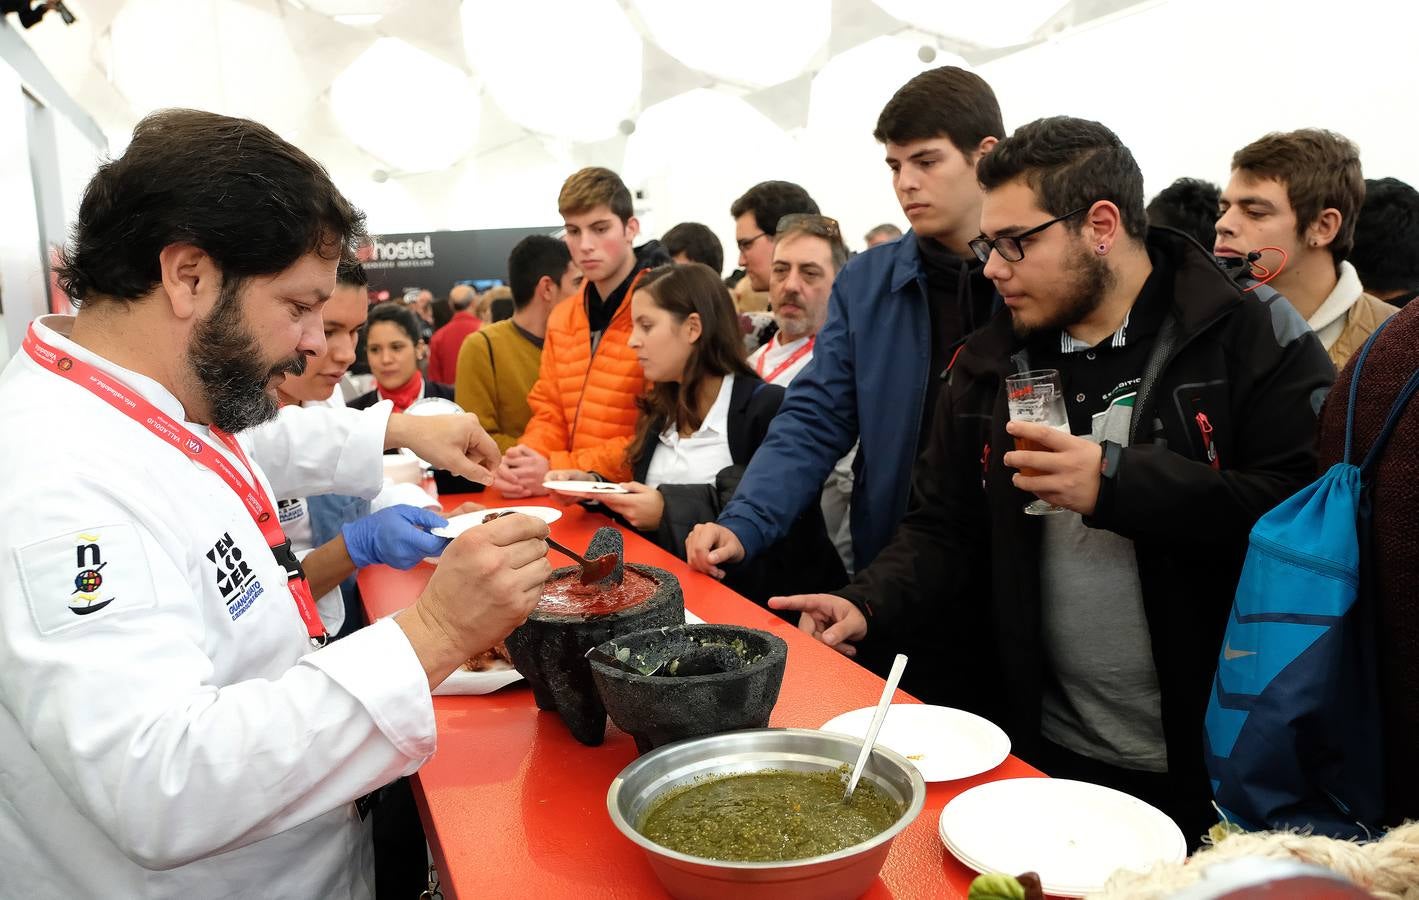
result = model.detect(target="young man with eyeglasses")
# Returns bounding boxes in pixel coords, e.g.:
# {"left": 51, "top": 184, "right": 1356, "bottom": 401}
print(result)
{"left": 687, "top": 69, "right": 1005, "bottom": 679}
{"left": 771, "top": 117, "right": 1334, "bottom": 844}
{"left": 730, "top": 181, "right": 820, "bottom": 293}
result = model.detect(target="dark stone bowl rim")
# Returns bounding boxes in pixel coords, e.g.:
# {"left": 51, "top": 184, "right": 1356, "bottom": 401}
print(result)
{"left": 526, "top": 562, "right": 671, "bottom": 623}
{"left": 588, "top": 623, "right": 787, "bottom": 685}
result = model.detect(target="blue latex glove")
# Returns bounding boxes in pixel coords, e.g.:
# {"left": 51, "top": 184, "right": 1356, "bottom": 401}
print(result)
{"left": 341, "top": 505, "right": 451, "bottom": 570}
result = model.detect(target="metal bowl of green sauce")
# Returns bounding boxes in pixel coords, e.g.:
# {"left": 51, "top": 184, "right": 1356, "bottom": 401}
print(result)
{"left": 607, "top": 728, "right": 926, "bottom": 900}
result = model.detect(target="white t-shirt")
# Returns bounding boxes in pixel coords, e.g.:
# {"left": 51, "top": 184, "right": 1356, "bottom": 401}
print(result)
{"left": 645, "top": 374, "right": 736, "bottom": 490}
{"left": 0, "top": 316, "right": 434, "bottom": 899}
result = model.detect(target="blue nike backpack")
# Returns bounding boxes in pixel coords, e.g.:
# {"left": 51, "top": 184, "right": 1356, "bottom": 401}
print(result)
{"left": 1205, "top": 315, "right": 1419, "bottom": 837}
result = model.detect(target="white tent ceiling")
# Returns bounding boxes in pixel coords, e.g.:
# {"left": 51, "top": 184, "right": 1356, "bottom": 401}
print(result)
{"left": 21, "top": 0, "right": 1419, "bottom": 254}
{"left": 15, "top": 0, "right": 1140, "bottom": 223}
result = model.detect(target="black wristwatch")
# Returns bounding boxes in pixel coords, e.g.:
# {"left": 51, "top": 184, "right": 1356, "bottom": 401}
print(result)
{"left": 1099, "top": 440, "right": 1124, "bottom": 479}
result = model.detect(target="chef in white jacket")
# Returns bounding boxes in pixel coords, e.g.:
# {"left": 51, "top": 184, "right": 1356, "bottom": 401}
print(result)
{"left": 0, "top": 109, "right": 551, "bottom": 899}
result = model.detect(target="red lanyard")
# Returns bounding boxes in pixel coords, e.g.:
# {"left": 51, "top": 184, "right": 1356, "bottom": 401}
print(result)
{"left": 23, "top": 324, "right": 327, "bottom": 646}
{"left": 754, "top": 334, "right": 815, "bottom": 384}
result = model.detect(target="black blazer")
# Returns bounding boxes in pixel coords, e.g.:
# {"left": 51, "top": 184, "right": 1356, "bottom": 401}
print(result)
{"left": 630, "top": 373, "right": 846, "bottom": 610}
{"left": 349, "top": 380, "right": 483, "bottom": 494}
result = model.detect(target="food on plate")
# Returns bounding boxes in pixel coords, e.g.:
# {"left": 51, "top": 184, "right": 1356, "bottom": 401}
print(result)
{"left": 638, "top": 768, "right": 902, "bottom": 862}
{"left": 538, "top": 568, "right": 657, "bottom": 616}
{"left": 462, "top": 641, "right": 511, "bottom": 672}
{"left": 966, "top": 872, "right": 1044, "bottom": 900}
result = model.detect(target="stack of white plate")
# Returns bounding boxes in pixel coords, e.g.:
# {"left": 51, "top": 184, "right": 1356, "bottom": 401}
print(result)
{"left": 937, "top": 778, "right": 1187, "bottom": 898}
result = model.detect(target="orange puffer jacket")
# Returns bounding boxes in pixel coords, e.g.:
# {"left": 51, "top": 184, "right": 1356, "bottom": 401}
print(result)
{"left": 519, "top": 274, "right": 646, "bottom": 480}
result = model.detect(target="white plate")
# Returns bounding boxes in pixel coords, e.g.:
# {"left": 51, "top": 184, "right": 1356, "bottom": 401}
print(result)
{"left": 820, "top": 704, "right": 1010, "bottom": 782}
{"left": 542, "top": 480, "right": 630, "bottom": 495}
{"left": 431, "top": 506, "right": 563, "bottom": 539}
{"left": 937, "top": 778, "right": 1187, "bottom": 898}
{"left": 433, "top": 660, "right": 524, "bottom": 696}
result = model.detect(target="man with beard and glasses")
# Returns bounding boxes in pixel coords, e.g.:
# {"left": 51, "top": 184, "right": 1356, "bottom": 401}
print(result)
{"left": 770, "top": 117, "right": 1334, "bottom": 845}
{"left": 0, "top": 109, "right": 552, "bottom": 899}
{"left": 746, "top": 213, "right": 856, "bottom": 572}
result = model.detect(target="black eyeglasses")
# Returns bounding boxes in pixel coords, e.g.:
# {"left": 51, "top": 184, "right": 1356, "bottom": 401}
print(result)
{"left": 736, "top": 232, "right": 769, "bottom": 253}
{"left": 969, "top": 206, "right": 1090, "bottom": 264}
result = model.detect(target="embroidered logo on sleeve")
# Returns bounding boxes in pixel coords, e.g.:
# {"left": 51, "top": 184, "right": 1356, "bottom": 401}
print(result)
{"left": 16, "top": 524, "right": 156, "bottom": 635}
{"left": 206, "top": 532, "right": 264, "bottom": 621}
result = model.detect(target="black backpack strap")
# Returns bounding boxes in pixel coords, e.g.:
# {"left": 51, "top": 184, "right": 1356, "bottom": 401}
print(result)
{"left": 1344, "top": 315, "right": 1399, "bottom": 464}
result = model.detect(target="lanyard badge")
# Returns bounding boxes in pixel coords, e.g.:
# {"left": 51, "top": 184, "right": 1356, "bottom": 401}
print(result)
{"left": 23, "top": 324, "right": 329, "bottom": 647}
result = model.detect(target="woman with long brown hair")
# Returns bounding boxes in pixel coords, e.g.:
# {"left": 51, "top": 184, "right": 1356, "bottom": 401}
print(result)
{"left": 548, "top": 262, "right": 844, "bottom": 606}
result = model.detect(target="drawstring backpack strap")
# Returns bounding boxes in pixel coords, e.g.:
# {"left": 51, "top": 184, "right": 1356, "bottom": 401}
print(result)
{"left": 1344, "top": 315, "right": 1398, "bottom": 464}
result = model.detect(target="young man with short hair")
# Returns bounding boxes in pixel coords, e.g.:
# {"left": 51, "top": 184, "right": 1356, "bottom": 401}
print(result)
{"left": 773, "top": 116, "right": 1335, "bottom": 843}
{"left": 662, "top": 221, "right": 724, "bottom": 275}
{"left": 493, "top": 167, "right": 662, "bottom": 495}
{"left": 689, "top": 66, "right": 1002, "bottom": 584}
{"left": 456, "top": 235, "right": 581, "bottom": 452}
{"left": 427, "top": 284, "right": 482, "bottom": 384}
{"left": 1216, "top": 129, "right": 1394, "bottom": 368}
{"left": 1350, "top": 176, "right": 1419, "bottom": 309}
{"left": 730, "top": 180, "right": 819, "bottom": 292}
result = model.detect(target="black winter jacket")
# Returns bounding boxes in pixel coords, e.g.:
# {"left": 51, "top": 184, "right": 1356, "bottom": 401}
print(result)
{"left": 837, "top": 228, "right": 1335, "bottom": 804}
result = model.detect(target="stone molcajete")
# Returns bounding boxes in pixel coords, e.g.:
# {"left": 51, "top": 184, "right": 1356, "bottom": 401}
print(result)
{"left": 588, "top": 623, "right": 788, "bottom": 754}
{"left": 504, "top": 527, "right": 684, "bottom": 745}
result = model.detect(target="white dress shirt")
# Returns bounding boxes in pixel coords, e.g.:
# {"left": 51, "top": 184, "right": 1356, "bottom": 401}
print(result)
{"left": 644, "top": 374, "right": 736, "bottom": 490}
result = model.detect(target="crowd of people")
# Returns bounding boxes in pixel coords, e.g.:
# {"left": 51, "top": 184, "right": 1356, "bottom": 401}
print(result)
{"left": 2, "top": 59, "right": 1418, "bottom": 898}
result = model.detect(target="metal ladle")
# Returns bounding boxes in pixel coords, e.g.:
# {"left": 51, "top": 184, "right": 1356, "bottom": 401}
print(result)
{"left": 481, "top": 511, "right": 618, "bottom": 584}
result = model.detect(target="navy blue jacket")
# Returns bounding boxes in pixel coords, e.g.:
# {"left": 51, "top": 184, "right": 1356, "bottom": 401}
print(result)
{"left": 718, "top": 232, "right": 993, "bottom": 570}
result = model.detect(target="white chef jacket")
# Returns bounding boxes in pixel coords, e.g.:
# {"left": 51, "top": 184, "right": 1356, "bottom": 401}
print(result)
{"left": 0, "top": 316, "right": 436, "bottom": 899}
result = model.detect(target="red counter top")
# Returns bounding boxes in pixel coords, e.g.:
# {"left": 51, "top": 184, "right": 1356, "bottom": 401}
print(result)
{"left": 358, "top": 490, "right": 1041, "bottom": 899}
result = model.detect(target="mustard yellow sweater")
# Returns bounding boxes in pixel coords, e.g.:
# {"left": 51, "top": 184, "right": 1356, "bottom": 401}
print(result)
{"left": 454, "top": 320, "right": 544, "bottom": 452}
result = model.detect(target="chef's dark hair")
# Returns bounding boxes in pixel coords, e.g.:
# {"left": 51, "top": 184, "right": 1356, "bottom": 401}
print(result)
{"left": 55, "top": 108, "right": 366, "bottom": 306}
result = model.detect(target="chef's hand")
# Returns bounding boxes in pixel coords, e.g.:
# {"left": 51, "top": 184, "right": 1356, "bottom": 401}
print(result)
{"left": 342, "top": 505, "right": 450, "bottom": 570}
{"left": 399, "top": 513, "right": 551, "bottom": 688}
{"left": 767, "top": 594, "right": 867, "bottom": 657}
{"left": 386, "top": 412, "right": 501, "bottom": 485}
{"left": 445, "top": 500, "right": 486, "bottom": 516}
{"left": 1003, "top": 421, "right": 1103, "bottom": 516}
{"left": 685, "top": 522, "right": 744, "bottom": 579}
{"left": 597, "top": 483, "right": 665, "bottom": 530}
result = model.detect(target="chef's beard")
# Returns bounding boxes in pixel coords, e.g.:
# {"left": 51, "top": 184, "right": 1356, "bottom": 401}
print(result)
{"left": 187, "top": 279, "right": 307, "bottom": 433}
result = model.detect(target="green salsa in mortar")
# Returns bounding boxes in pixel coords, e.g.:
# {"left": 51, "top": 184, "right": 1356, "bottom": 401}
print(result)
{"left": 638, "top": 769, "right": 902, "bottom": 862}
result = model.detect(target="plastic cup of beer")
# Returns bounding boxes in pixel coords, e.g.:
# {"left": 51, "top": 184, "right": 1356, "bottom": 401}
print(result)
{"left": 1005, "top": 369, "right": 1069, "bottom": 515}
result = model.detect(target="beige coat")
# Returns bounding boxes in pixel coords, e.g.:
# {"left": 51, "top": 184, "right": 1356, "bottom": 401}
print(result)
{"left": 1329, "top": 291, "right": 1398, "bottom": 370}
